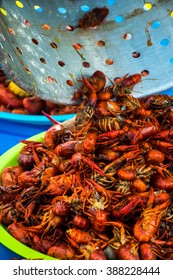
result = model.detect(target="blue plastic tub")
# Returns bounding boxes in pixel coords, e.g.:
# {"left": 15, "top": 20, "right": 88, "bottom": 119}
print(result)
{"left": 0, "top": 243, "right": 22, "bottom": 260}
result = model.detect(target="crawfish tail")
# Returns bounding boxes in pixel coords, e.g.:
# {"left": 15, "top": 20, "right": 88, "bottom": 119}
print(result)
{"left": 103, "top": 149, "right": 141, "bottom": 174}
{"left": 133, "top": 199, "right": 170, "bottom": 242}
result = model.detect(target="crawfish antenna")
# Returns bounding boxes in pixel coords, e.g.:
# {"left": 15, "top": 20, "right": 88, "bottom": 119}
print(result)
{"left": 82, "top": 76, "right": 94, "bottom": 92}
{"left": 42, "top": 110, "right": 62, "bottom": 125}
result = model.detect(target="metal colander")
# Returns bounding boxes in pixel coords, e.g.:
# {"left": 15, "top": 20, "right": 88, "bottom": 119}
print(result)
{"left": 0, "top": 0, "right": 173, "bottom": 105}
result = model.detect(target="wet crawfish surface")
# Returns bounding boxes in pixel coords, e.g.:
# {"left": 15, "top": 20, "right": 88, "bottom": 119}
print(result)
{"left": 1, "top": 70, "right": 173, "bottom": 260}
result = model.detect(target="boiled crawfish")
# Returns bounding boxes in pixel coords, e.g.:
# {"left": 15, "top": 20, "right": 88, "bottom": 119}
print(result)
{"left": 1, "top": 69, "right": 173, "bottom": 260}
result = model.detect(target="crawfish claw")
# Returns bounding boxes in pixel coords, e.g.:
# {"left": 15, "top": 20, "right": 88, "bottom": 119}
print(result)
{"left": 71, "top": 152, "right": 105, "bottom": 176}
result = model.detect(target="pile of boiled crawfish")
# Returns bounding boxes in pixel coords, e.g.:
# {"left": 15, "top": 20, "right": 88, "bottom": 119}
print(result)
{"left": 0, "top": 70, "right": 78, "bottom": 115}
{"left": 1, "top": 70, "right": 173, "bottom": 260}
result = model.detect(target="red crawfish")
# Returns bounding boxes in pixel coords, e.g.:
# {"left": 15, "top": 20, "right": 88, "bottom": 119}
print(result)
{"left": 94, "top": 100, "right": 122, "bottom": 120}
{"left": 22, "top": 96, "right": 44, "bottom": 115}
{"left": 112, "top": 196, "right": 141, "bottom": 220}
{"left": 0, "top": 203, "right": 18, "bottom": 225}
{"left": 76, "top": 240, "right": 107, "bottom": 260}
{"left": 72, "top": 215, "right": 91, "bottom": 230}
{"left": 17, "top": 159, "right": 54, "bottom": 187}
{"left": 88, "top": 209, "right": 110, "bottom": 232}
{"left": 152, "top": 129, "right": 173, "bottom": 141}
{"left": 7, "top": 222, "right": 31, "bottom": 245}
{"left": 103, "top": 149, "right": 141, "bottom": 176}
{"left": 66, "top": 227, "right": 92, "bottom": 247}
{"left": 18, "top": 140, "right": 45, "bottom": 168}
{"left": 120, "top": 73, "right": 142, "bottom": 88}
{"left": 97, "top": 129, "right": 125, "bottom": 142}
{"left": 54, "top": 140, "right": 81, "bottom": 158}
{"left": 87, "top": 70, "right": 106, "bottom": 93}
{"left": 139, "top": 243, "right": 157, "bottom": 260}
{"left": 149, "top": 140, "right": 173, "bottom": 151}
{"left": 145, "top": 149, "right": 165, "bottom": 165}
{"left": 96, "top": 147, "right": 120, "bottom": 162}
{"left": 54, "top": 127, "right": 98, "bottom": 156}
{"left": 124, "top": 116, "right": 160, "bottom": 144}
{"left": 47, "top": 242, "right": 75, "bottom": 259}
{"left": 0, "top": 185, "right": 22, "bottom": 203}
{"left": 97, "top": 85, "right": 119, "bottom": 101}
{"left": 78, "top": 6, "right": 109, "bottom": 29}
{"left": 130, "top": 178, "right": 147, "bottom": 193}
{"left": 107, "top": 221, "right": 128, "bottom": 250}
{"left": 84, "top": 179, "right": 111, "bottom": 211}
{"left": 42, "top": 111, "right": 73, "bottom": 149}
{"left": 117, "top": 164, "right": 137, "bottom": 181}
{"left": 52, "top": 200, "right": 70, "bottom": 217}
{"left": 1, "top": 165, "right": 23, "bottom": 187}
{"left": 82, "top": 181, "right": 110, "bottom": 232}
{"left": 42, "top": 173, "right": 82, "bottom": 196}
{"left": 151, "top": 168, "right": 173, "bottom": 190}
{"left": 94, "top": 100, "right": 112, "bottom": 117}
{"left": 117, "top": 240, "right": 140, "bottom": 260}
{"left": 74, "top": 71, "right": 106, "bottom": 133}
{"left": 117, "top": 93, "right": 141, "bottom": 112}
{"left": 22, "top": 210, "right": 64, "bottom": 236}
{"left": 74, "top": 78, "right": 97, "bottom": 132}
{"left": 143, "top": 94, "right": 173, "bottom": 109}
{"left": 73, "top": 70, "right": 106, "bottom": 102}
{"left": 81, "top": 127, "right": 98, "bottom": 154}
{"left": 133, "top": 191, "right": 170, "bottom": 242}
{"left": 71, "top": 152, "right": 106, "bottom": 176}
{"left": 89, "top": 249, "right": 107, "bottom": 260}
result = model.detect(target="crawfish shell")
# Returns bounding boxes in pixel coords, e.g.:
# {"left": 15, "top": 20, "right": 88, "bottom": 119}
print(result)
{"left": 18, "top": 153, "right": 35, "bottom": 169}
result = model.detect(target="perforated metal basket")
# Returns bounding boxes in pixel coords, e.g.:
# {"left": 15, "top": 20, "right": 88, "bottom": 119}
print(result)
{"left": 0, "top": 0, "right": 173, "bottom": 104}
